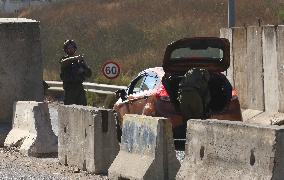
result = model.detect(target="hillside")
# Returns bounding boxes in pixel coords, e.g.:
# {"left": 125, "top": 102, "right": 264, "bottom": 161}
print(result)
{"left": 9, "top": 0, "right": 280, "bottom": 85}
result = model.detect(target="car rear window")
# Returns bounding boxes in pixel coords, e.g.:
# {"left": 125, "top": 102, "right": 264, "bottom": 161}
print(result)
{"left": 170, "top": 47, "right": 224, "bottom": 59}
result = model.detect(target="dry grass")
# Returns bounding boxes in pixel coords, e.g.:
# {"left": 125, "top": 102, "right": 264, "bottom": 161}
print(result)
{"left": 7, "top": 0, "right": 279, "bottom": 85}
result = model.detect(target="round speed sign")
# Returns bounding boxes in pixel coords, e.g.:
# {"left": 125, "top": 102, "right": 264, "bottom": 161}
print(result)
{"left": 102, "top": 61, "right": 120, "bottom": 79}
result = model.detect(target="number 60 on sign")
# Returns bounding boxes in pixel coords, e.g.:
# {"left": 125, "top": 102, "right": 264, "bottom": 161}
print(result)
{"left": 102, "top": 61, "right": 121, "bottom": 79}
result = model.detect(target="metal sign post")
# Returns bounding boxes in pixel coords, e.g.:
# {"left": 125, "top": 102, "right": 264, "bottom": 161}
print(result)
{"left": 228, "top": 0, "right": 236, "bottom": 27}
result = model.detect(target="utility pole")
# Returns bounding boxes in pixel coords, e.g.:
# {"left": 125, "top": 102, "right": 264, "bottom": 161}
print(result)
{"left": 228, "top": 0, "right": 236, "bottom": 27}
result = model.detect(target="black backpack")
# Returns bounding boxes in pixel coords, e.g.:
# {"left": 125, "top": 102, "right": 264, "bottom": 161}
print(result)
{"left": 208, "top": 73, "right": 232, "bottom": 112}
{"left": 177, "top": 68, "right": 211, "bottom": 119}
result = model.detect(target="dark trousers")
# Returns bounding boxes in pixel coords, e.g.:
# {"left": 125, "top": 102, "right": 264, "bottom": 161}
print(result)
{"left": 63, "top": 84, "right": 87, "bottom": 106}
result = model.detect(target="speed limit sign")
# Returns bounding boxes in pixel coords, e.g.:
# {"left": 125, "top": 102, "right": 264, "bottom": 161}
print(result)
{"left": 102, "top": 61, "right": 120, "bottom": 79}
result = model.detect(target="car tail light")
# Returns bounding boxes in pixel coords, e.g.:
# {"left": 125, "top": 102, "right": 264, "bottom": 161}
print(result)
{"left": 231, "top": 88, "right": 238, "bottom": 100}
{"left": 232, "top": 88, "right": 238, "bottom": 97}
{"left": 156, "top": 85, "right": 170, "bottom": 101}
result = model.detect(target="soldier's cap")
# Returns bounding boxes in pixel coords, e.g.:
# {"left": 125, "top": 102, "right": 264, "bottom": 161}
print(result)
{"left": 63, "top": 39, "right": 77, "bottom": 50}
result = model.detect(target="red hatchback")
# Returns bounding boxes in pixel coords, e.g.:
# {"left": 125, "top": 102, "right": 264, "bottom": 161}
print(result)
{"left": 114, "top": 37, "right": 242, "bottom": 139}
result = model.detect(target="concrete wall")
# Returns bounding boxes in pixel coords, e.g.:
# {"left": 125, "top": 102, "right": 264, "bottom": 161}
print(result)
{"left": 5, "top": 101, "right": 57, "bottom": 156}
{"left": 58, "top": 105, "right": 119, "bottom": 174}
{"left": 177, "top": 119, "right": 284, "bottom": 180}
{"left": 220, "top": 25, "right": 284, "bottom": 112}
{"left": 0, "top": 18, "right": 43, "bottom": 123}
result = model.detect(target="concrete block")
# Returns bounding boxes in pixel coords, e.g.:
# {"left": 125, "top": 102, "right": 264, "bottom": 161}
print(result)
{"left": 246, "top": 26, "right": 264, "bottom": 111}
{"left": 242, "top": 109, "right": 263, "bottom": 121}
{"left": 0, "top": 18, "right": 43, "bottom": 123}
{"left": 4, "top": 101, "right": 57, "bottom": 157}
{"left": 177, "top": 119, "right": 284, "bottom": 180}
{"left": 263, "top": 25, "right": 279, "bottom": 112}
{"left": 108, "top": 114, "right": 180, "bottom": 180}
{"left": 232, "top": 27, "right": 248, "bottom": 109}
{"left": 277, "top": 25, "right": 284, "bottom": 113}
{"left": 245, "top": 111, "right": 284, "bottom": 126}
{"left": 58, "top": 105, "right": 119, "bottom": 174}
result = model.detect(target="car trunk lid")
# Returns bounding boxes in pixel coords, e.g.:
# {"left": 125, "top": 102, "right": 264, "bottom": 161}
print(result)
{"left": 162, "top": 37, "right": 230, "bottom": 75}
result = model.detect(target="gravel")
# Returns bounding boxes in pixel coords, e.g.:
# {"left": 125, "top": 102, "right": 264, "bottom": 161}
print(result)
{"left": 0, "top": 147, "right": 185, "bottom": 180}
{"left": 0, "top": 148, "right": 107, "bottom": 180}
{"left": 176, "top": 151, "right": 185, "bottom": 163}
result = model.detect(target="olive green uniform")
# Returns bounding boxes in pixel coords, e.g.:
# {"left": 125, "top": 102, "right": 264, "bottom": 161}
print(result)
{"left": 60, "top": 55, "right": 92, "bottom": 105}
{"left": 177, "top": 68, "right": 210, "bottom": 120}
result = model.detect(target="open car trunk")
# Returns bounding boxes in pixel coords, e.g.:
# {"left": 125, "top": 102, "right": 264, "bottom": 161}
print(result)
{"left": 162, "top": 37, "right": 237, "bottom": 117}
{"left": 162, "top": 37, "right": 230, "bottom": 75}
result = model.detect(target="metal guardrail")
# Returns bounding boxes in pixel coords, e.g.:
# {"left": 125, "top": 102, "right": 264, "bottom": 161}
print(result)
{"left": 46, "top": 81, "right": 127, "bottom": 95}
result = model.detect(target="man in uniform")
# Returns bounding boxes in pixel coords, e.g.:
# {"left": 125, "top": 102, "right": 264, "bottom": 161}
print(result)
{"left": 60, "top": 40, "right": 92, "bottom": 105}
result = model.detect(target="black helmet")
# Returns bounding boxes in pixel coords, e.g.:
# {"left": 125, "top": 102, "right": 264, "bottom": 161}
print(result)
{"left": 63, "top": 39, "right": 77, "bottom": 52}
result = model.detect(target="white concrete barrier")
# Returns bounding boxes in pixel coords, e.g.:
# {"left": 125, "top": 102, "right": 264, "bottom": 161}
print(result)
{"left": 0, "top": 19, "right": 43, "bottom": 123}
{"left": 108, "top": 114, "right": 180, "bottom": 180}
{"left": 220, "top": 25, "right": 284, "bottom": 113}
{"left": 58, "top": 105, "right": 119, "bottom": 174}
{"left": 4, "top": 101, "right": 57, "bottom": 157}
{"left": 177, "top": 119, "right": 284, "bottom": 180}
{"left": 244, "top": 110, "right": 284, "bottom": 126}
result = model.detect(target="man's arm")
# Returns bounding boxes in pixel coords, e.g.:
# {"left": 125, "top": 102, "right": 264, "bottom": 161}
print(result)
{"left": 77, "top": 56, "right": 92, "bottom": 78}
{"left": 60, "top": 55, "right": 82, "bottom": 68}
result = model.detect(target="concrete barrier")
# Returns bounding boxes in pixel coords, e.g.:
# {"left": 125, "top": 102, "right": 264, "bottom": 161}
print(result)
{"left": 177, "top": 119, "right": 284, "bottom": 180}
{"left": 4, "top": 101, "right": 57, "bottom": 157}
{"left": 0, "top": 18, "right": 43, "bottom": 123}
{"left": 220, "top": 25, "right": 284, "bottom": 112}
{"left": 221, "top": 26, "right": 264, "bottom": 111}
{"left": 277, "top": 25, "right": 284, "bottom": 112}
{"left": 244, "top": 111, "right": 284, "bottom": 126}
{"left": 263, "top": 26, "right": 279, "bottom": 112}
{"left": 58, "top": 105, "right": 119, "bottom": 174}
{"left": 246, "top": 26, "right": 264, "bottom": 110}
{"left": 232, "top": 27, "right": 248, "bottom": 109}
{"left": 108, "top": 114, "right": 180, "bottom": 180}
{"left": 242, "top": 109, "right": 263, "bottom": 121}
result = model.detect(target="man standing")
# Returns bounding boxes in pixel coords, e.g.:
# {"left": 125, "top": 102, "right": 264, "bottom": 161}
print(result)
{"left": 60, "top": 40, "right": 92, "bottom": 105}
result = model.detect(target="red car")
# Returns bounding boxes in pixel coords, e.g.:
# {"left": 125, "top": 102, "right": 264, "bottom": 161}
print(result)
{"left": 114, "top": 37, "right": 242, "bottom": 140}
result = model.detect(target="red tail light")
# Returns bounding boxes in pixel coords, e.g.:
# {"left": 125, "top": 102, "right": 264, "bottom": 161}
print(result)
{"left": 156, "top": 85, "right": 170, "bottom": 101}
{"left": 231, "top": 88, "right": 238, "bottom": 100}
{"left": 232, "top": 88, "right": 238, "bottom": 97}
